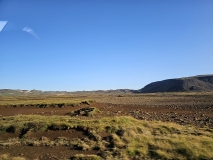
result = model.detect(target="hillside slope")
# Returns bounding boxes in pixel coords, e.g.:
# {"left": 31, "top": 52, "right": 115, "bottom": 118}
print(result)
{"left": 138, "top": 75, "right": 213, "bottom": 93}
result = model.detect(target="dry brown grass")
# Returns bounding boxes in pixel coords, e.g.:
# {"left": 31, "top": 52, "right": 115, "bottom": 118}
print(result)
{"left": 0, "top": 154, "right": 26, "bottom": 160}
{"left": 0, "top": 115, "right": 213, "bottom": 159}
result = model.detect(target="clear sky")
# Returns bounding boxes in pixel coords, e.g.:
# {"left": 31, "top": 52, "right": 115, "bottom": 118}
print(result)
{"left": 0, "top": 0, "right": 213, "bottom": 91}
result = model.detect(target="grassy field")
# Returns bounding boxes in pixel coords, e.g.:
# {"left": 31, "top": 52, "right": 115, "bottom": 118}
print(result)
{"left": 0, "top": 115, "right": 213, "bottom": 160}
{"left": 0, "top": 95, "right": 94, "bottom": 106}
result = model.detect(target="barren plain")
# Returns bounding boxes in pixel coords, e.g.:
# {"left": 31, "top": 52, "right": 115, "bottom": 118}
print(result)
{"left": 0, "top": 92, "right": 213, "bottom": 160}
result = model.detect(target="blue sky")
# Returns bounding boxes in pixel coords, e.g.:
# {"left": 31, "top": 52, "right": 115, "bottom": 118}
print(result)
{"left": 0, "top": 0, "right": 213, "bottom": 91}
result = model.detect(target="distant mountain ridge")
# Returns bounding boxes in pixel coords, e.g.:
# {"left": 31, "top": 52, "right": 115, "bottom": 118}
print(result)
{"left": 1, "top": 75, "right": 213, "bottom": 95}
{"left": 0, "top": 89, "right": 43, "bottom": 96}
{"left": 138, "top": 74, "right": 213, "bottom": 93}
{"left": 0, "top": 89, "right": 134, "bottom": 96}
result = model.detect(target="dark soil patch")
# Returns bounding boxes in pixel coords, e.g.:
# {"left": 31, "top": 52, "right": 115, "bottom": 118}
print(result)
{"left": 0, "top": 104, "right": 91, "bottom": 117}
{"left": 27, "top": 129, "right": 86, "bottom": 141}
{"left": 0, "top": 132, "right": 20, "bottom": 141}
{"left": 0, "top": 145, "right": 98, "bottom": 160}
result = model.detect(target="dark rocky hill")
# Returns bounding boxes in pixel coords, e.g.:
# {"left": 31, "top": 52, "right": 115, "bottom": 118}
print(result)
{"left": 138, "top": 75, "right": 213, "bottom": 93}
